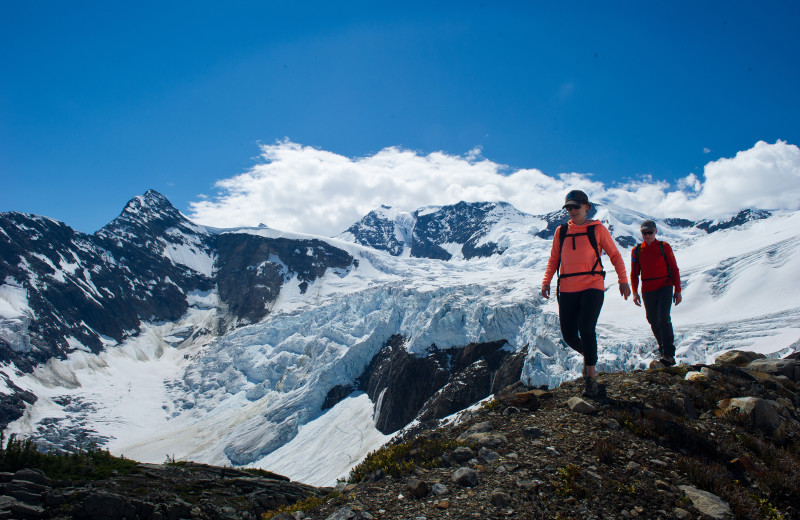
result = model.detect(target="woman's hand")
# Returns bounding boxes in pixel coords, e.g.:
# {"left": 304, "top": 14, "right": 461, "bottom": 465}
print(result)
{"left": 541, "top": 285, "right": 551, "bottom": 300}
{"left": 619, "top": 282, "right": 631, "bottom": 300}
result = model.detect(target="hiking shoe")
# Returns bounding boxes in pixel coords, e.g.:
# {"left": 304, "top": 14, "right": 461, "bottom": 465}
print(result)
{"left": 660, "top": 356, "right": 676, "bottom": 366}
{"left": 581, "top": 377, "right": 600, "bottom": 398}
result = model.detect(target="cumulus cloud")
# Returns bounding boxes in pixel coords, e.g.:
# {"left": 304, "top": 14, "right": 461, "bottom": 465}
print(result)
{"left": 188, "top": 139, "right": 800, "bottom": 236}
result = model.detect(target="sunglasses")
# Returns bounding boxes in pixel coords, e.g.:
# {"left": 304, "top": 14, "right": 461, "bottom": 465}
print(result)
{"left": 564, "top": 205, "right": 581, "bottom": 210}
{"left": 641, "top": 230, "right": 655, "bottom": 235}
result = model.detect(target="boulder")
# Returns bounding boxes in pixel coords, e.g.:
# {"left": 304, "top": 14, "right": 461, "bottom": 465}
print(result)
{"left": 406, "top": 478, "right": 429, "bottom": 499}
{"left": 496, "top": 389, "right": 547, "bottom": 410}
{"left": 746, "top": 358, "right": 800, "bottom": 381}
{"left": 451, "top": 446, "right": 475, "bottom": 463}
{"left": 717, "top": 397, "right": 783, "bottom": 431}
{"left": 678, "top": 485, "right": 732, "bottom": 519}
{"left": 451, "top": 467, "right": 478, "bottom": 487}
{"left": 567, "top": 397, "right": 597, "bottom": 414}
{"left": 714, "top": 350, "right": 765, "bottom": 367}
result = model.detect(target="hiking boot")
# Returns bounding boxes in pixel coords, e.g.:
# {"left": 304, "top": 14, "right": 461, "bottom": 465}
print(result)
{"left": 581, "top": 377, "right": 600, "bottom": 398}
{"left": 660, "top": 356, "right": 676, "bottom": 366}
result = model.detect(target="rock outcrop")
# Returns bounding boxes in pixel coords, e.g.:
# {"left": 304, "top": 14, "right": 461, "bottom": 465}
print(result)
{"left": 0, "top": 462, "right": 326, "bottom": 520}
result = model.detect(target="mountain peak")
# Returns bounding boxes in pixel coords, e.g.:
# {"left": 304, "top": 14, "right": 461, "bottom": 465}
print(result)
{"left": 121, "top": 189, "right": 178, "bottom": 217}
{"left": 98, "top": 190, "right": 196, "bottom": 240}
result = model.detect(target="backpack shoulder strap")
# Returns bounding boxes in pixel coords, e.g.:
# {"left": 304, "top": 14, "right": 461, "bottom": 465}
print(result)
{"left": 585, "top": 223, "right": 604, "bottom": 273}
{"left": 557, "top": 222, "right": 569, "bottom": 254}
{"left": 657, "top": 240, "right": 672, "bottom": 279}
{"left": 586, "top": 224, "right": 600, "bottom": 258}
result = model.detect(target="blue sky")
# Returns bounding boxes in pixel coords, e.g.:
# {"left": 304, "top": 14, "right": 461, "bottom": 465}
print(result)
{"left": 2, "top": 2, "right": 800, "bottom": 235}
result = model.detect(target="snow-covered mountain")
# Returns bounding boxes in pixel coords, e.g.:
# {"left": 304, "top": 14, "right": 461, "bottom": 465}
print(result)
{"left": 1, "top": 191, "right": 798, "bottom": 486}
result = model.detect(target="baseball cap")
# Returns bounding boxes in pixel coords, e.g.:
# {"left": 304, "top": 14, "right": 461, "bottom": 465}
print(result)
{"left": 563, "top": 190, "right": 589, "bottom": 208}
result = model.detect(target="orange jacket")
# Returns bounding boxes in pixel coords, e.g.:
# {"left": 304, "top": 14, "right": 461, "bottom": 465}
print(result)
{"left": 630, "top": 240, "right": 681, "bottom": 294}
{"left": 542, "top": 220, "right": 628, "bottom": 293}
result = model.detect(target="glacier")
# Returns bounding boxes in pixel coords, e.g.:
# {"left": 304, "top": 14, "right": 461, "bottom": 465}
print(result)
{"left": 3, "top": 203, "right": 800, "bottom": 487}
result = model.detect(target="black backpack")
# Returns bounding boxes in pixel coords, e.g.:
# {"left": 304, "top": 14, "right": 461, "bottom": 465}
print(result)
{"left": 556, "top": 222, "right": 605, "bottom": 295}
{"left": 632, "top": 240, "right": 672, "bottom": 281}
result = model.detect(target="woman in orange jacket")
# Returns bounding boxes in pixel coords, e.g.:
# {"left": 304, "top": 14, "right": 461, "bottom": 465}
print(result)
{"left": 541, "top": 190, "right": 631, "bottom": 397}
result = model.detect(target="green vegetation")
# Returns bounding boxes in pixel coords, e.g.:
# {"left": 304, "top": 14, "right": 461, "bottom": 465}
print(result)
{"left": 554, "top": 463, "right": 588, "bottom": 498}
{"left": 347, "top": 433, "right": 466, "bottom": 483}
{"left": 611, "top": 410, "right": 655, "bottom": 439}
{"left": 260, "top": 492, "right": 341, "bottom": 520}
{"left": 593, "top": 438, "right": 619, "bottom": 464}
{"left": 0, "top": 432, "right": 139, "bottom": 480}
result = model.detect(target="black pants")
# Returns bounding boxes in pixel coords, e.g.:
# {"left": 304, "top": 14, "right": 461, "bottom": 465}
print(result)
{"left": 642, "top": 285, "right": 675, "bottom": 358}
{"left": 558, "top": 289, "right": 604, "bottom": 366}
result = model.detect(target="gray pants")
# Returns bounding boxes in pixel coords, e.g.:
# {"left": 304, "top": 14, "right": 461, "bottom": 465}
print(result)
{"left": 642, "top": 285, "right": 675, "bottom": 358}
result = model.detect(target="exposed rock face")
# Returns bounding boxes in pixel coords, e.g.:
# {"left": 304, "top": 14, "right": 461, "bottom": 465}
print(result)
{"left": 343, "top": 201, "right": 517, "bottom": 259}
{"left": 0, "top": 463, "right": 326, "bottom": 520}
{"left": 357, "top": 336, "right": 525, "bottom": 434}
{"left": 342, "top": 205, "right": 409, "bottom": 256}
{"left": 696, "top": 208, "right": 771, "bottom": 233}
{"left": 216, "top": 233, "right": 358, "bottom": 325}
{"left": 0, "top": 374, "right": 36, "bottom": 427}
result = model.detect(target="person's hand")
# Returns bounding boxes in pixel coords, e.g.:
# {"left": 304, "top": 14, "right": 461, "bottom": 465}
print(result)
{"left": 541, "top": 285, "right": 550, "bottom": 300}
{"left": 633, "top": 292, "right": 641, "bottom": 307}
{"left": 619, "top": 282, "right": 631, "bottom": 300}
{"left": 673, "top": 292, "right": 682, "bottom": 306}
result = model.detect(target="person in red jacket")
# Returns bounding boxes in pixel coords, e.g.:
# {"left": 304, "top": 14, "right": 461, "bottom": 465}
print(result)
{"left": 542, "top": 190, "right": 631, "bottom": 397}
{"left": 630, "top": 219, "right": 682, "bottom": 366}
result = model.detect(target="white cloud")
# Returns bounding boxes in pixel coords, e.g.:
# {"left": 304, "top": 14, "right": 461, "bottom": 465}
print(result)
{"left": 188, "top": 139, "right": 800, "bottom": 236}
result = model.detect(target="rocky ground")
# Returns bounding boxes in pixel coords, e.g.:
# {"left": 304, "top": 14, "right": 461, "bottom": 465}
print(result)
{"left": 2, "top": 351, "right": 798, "bottom": 520}
{"left": 288, "top": 351, "right": 800, "bottom": 520}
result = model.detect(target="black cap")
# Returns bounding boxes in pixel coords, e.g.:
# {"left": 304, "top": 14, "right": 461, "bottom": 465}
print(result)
{"left": 640, "top": 219, "right": 657, "bottom": 231}
{"left": 563, "top": 190, "right": 589, "bottom": 208}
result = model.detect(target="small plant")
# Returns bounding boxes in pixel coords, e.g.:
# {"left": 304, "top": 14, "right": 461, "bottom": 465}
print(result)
{"left": 611, "top": 410, "right": 654, "bottom": 439}
{"left": 347, "top": 433, "right": 465, "bottom": 483}
{"left": 480, "top": 398, "right": 500, "bottom": 411}
{"left": 614, "top": 480, "right": 637, "bottom": 495}
{"left": 593, "top": 438, "right": 618, "bottom": 464}
{"left": 554, "top": 463, "right": 587, "bottom": 498}
{"left": 261, "top": 491, "right": 341, "bottom": 520}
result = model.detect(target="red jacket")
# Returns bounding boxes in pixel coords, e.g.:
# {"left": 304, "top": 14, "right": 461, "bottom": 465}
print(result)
{"left": 630, "top": 240, "right": 681, "bottom": 294}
